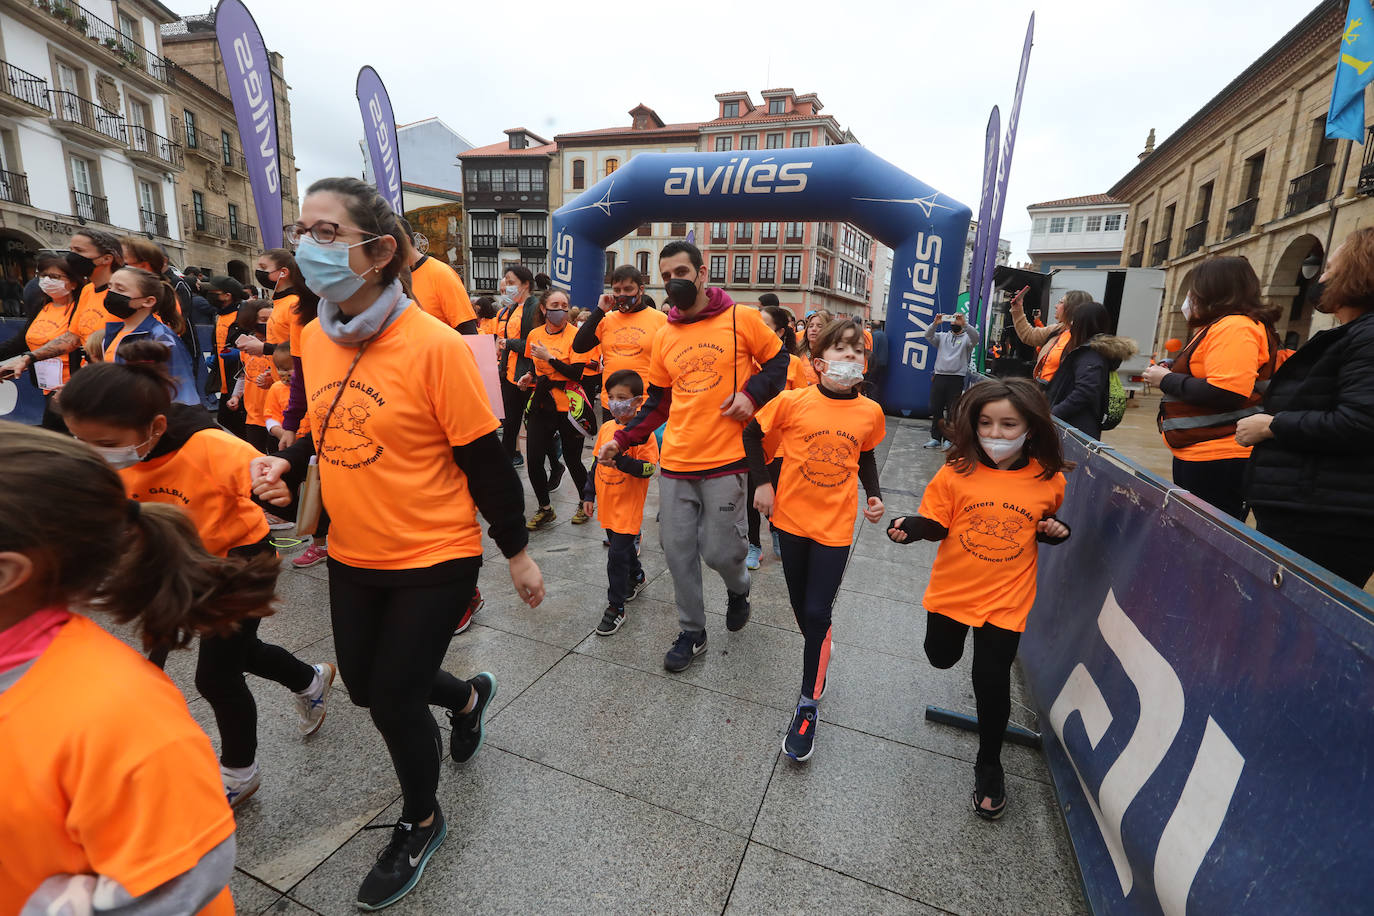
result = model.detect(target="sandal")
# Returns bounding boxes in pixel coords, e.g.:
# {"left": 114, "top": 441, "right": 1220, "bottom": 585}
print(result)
{"left": 972, "top": 763, "right": 1007, "bottom": 821}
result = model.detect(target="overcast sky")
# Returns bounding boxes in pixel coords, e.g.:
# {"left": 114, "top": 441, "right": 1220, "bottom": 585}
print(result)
{"left": 167, "top": 0, "right": 1317, "bottom": 262}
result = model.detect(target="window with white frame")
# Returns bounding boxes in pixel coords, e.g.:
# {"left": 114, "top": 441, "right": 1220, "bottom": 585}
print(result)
{"left": 758, "top": 255, "right": 776, "bottom": 282}
{"left": 709, "top": 255, "right": 726, "bottom": 283}
{"left": 1049, "top": 217, "right": 1065, "bottom": 233}
{"left": 1032, "top": 217, "right": 1047, "bottom": 233}
{"left": 739, "top": 134, "right": 757, "bottom": 150}
{"left": 1066, "top": 216, "right": 1083, "bottom": 233}
{"left": 1104, "top": 214, "right": 1124, "bottom": 232}
{"left": 733, "top": 255, "right": 751, "bottom": 282}
{"left": 1085, "top": 215, "right": 1102, "bottom": 232}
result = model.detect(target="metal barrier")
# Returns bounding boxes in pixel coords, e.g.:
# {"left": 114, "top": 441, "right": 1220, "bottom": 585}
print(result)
{"left": 1021, "top": 424, "right": 1373, "bottom": 914}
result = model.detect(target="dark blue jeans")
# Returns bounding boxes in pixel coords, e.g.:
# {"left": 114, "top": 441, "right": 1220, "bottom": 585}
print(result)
{"left": 606, "top": 530, "right": 643, "bottom": 608}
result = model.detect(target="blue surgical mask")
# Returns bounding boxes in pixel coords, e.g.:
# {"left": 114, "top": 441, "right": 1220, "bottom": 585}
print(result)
{"left": 295, "top": 236, "right": 373, "bottom": 301}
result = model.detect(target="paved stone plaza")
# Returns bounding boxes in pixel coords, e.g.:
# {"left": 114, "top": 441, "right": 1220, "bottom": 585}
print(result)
{"left": 142, "top": 419, "right": 1087, "bottom": 915}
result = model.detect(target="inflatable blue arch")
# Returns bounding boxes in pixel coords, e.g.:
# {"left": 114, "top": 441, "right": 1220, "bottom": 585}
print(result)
{"left": 550, "top": 145, "right": 971, "bottom": 415}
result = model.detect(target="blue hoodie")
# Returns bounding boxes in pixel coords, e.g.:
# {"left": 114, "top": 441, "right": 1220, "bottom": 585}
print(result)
{"left": 102, "top": 313, "right": 201, "bottom": 406}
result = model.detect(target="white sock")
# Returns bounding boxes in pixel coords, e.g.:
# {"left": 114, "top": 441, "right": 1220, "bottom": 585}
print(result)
{"left": 222, "top": 762, "right": 257, "bottom": 781}
{"left": 296, "top": 665, "right": 322, "bottom": 697}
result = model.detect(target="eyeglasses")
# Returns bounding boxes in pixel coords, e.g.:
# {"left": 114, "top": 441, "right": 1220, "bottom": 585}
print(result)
{"left": 283, "top": 220, "right": 379, "bottom": 246}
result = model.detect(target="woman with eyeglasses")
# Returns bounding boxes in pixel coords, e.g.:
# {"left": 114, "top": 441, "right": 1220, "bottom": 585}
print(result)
{"left": 250, "top": 177, "right": 544, "bottom": 910}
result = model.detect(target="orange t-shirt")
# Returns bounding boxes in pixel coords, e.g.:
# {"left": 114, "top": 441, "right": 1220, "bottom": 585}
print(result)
{"left": 863, "top": 328, "right": 874, "bottom": 371}
{"left": 301, "top": 306, "right": 499, "bottom": 570}
{"left": 591, "top": 419, "right": 659, "bottom": 535}
{"left": 0, "top": 615, "right": 235, "bottom": 915}
{"left": 25, "top": 301, "right": 76, "bottom": 390}
{"left": 266, "top": 292, "right": 299, "bottom": 346}
{"left": 786, "top": 354, "right": 814, "bottom": 390}
{"left": 241, "top": 350, "right": 277, "bottom": 426}
{"left": 498, "top": 301, "right": 527, "bottom": 383}
{"left": 213, "top": 312, "right": 236, "bottom": 394}
{"left": 580, "top": 342, "right": 602, "bottom": 378}
{"left": 590, "top": 306, "right": 668, "bottom": 405}
{"left": 70, "top": 283, "right": 110, "bottom": 342}
{"left": 1035, "top": 332, "right": 1069, "bottom": 383}
{"left": 265, "top": 379, "right": 311, "bottom": 437}
{"left": 525, "top": 323, "right": 580, "bottom": 412}
{"left": 478, "top": 316, "right": 499, "bottom": 336}
{"left": 752, "top": 386, "right": 885, "bottom": 547}
{"left": 121, "top": 428, "right": 269, "bottom": 556}
{"left": 918, "top": 460, "right": 1066, "bottom": 632}
{"left": 410, "top": 256, "right": 476, "bottom": 329}
{"left": 647, "top": 305, "right": 783, "bottom": 473}
{"left": 1166, "top": 314, "right": 1271, "bottom": 462}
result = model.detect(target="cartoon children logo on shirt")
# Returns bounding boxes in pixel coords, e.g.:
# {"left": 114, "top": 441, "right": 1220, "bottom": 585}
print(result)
{"left": 799, "top": 435, "right": 855, "bottom": 487}
{"left": 314, "top": 380, "right": 386, "bottom": 469}
{"left": 607, "top": 325, "right": 649, "bottom": 358}
{"left": 674, "top": 344, "right": 724, "bottom": 394}
{"left": 958, "top": 504, "right": 1033, "bottom": 563}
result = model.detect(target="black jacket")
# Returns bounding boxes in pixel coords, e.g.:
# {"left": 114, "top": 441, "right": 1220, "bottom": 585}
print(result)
{"left": 497, "top": 296, "right": 540, "bottom": 382}
{"left": 1244, "top": 311, "right": 1374, "bottom": 525}
{"left": 1045, "top": 335, "right": 1136, "bottom": 440}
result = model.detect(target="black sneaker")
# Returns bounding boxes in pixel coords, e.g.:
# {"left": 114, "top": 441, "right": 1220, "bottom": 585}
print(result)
{"left": 783, "top": 704, "right": 818, "bottom": 762}
{"left": 356, "top": 804, "right": 447, "bottom": 910}
{"left": 972, "top": 763, "right": 1007, "bottom": 821}
{"left": 725, "top": 590, "right": 751, "bottom": 632}
{"left": 663, "top": 629, "right": 707, "bottom": 672}
{"left": 627, "top": 570, "right": 648, "bottom": 602}
{"left": 595, "top": 604, "right": 626, "bottom": 636}
{"left": 511, "top": 452, "right": 524, "bottom": 468}
{"left": 548, "top": 460, "right": 565, "bottom": 492}
{"left": 448, "top": 673, "right": 497, "bottom": 764}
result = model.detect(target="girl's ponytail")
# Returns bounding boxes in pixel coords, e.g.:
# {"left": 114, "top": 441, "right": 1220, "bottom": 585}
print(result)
{"left": 104, "top": 501, "right": 278, "bottom": 651}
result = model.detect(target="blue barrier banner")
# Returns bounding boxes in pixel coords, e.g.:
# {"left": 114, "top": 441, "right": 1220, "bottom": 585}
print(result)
{"left": 1022, "top": 429, "right": 1374, "bottom": 915}
{"left": 550, "top": 145, "right": 971, "bottom": 415}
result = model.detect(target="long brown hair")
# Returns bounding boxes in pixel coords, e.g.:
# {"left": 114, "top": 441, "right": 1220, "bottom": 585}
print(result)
{"left": 61, "top": 339, "right": 174, "bottom": 428}
{"left": 812, "top": 316, "right": 866, "bottom": 359}
{"left": 114, "top": 266, "right": 184, "bottom": 334}
{"left": 799, "top": 309, "right": 834, "bottom": 357}
{"left": 0, "top": 422, "right": 278, "bottom": 651}
{"left": 262, "top": 247, "right": 320, "bottom": 324}
{"left": 1320, "top": 228, "right": 1374, "bottom": 315}
{"left": 945, "top": 378, "right": 1074, "bottom": 480}
{"left": 1189, "top": 256, "right": 1280, "bottom": 326}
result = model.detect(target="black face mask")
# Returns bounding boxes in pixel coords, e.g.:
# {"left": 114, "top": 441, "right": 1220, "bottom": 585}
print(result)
{"left": 1307, "top": 280, "right": 1331, "bottom": 313}
{"left": 665, "top": 278, "right": 699, "bottom": 309}
{"left": 256, "top": 322, "right": 268, "bottom": 336}
{"left": 614, "top": 294, "right": 640, "bottom": 312}
{"left": 255, "top": 269, "right": 277, "bottom": 289}
{"left": 951, "top": 324, "right": 965, "bottom": 334}
{"left": 67, "top": 252, "right": 96, "bottom": 278}
{"left": 104, "top": 290, "right": 138, "bottom": 320}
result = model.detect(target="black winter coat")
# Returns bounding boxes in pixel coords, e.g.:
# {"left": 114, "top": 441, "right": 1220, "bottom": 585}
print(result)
{"left": 1046, "top": 335, "right": 1136, "bottom": 440}
{"left": 1244, "top": 311, "right": 1374, "bottom": 527}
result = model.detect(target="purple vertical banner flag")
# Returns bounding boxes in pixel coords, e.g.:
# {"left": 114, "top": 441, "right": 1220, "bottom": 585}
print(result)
{"left": 978, "top": 12, "right": 1035, "bottom": 340}
{"left": 214, "top": 0, "right": 282, "bottom": 250}
{"left": 968, "top": 106, "right": 1000, "bottom": 325}
{"left": 356, "top": 66, "right": 403, "bottom": 214}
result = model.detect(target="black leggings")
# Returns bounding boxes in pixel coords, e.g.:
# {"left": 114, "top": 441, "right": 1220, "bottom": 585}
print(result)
{"left": 217, "top": 391, "right": 246, "bottom": 439}
{"left": 526, "top": 408, "right": 586, "bottom": 507}
{"left": 1172, "top": 457, "right": 1248, "bottom": 521}
{"left": 328, "top": 558, "right": 480, "bottom": 823}
{"left": 197, "top": 615, "right": 316, "bottom": 768}
{"left": 746, "top": 459, "right": 783, "bottom": 547}
{"left": 500, "top": 378, "right": 529, "bottom": 459}
{"left": 929, "top": 373, "right": 965, "bottom": 439}
{"left": 924, "top": 612, "right": 1022, "bottom": 768}
{"left": 776, "top": 528, "right": 849, "bottom": 700}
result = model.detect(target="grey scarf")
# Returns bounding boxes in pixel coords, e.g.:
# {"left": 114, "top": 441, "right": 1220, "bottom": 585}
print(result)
{"left": 316, "top": 280, "right": 410, "bottom": 347}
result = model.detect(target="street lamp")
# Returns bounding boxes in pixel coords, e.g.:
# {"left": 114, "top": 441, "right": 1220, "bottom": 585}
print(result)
{"left": 1301, "top": 252, "right": 1322, "bottom": 280}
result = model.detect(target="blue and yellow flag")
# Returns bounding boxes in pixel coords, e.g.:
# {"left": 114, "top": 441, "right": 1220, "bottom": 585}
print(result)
{"left": 1328, "top": 0, "right": 1374, "bottom": 141}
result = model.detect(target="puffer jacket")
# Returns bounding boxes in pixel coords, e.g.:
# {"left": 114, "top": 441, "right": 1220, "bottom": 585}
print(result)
{"left": 1045, "top": 335, "right": 1138, "bottom": 440}
{"left": 1244, "top": 310, "right": 1374, "bottom": 527}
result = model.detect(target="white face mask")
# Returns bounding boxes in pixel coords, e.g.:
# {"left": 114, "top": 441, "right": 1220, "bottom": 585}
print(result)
{"left": 978, "top": 432, "right": 1027, "bottom": 463}
{"left": 39, "top": 277, "right": 71, "bottom": 297}
{"left": 1181, "top": 294, "right": 1195, "bottom": 321}
{"left": 504, "top": 284, "right": 519, "bottom": 299}
{"left": 821, "top": 359, "right": 865, "bottom": 386}
{"left": 90, "top": 435, "right": 153, "bottom": 470}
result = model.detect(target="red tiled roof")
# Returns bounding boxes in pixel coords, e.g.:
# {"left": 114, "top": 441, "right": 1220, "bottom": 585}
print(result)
{"left": 459, "top": 140, "right": 556, "bottom": 159}
{"left": 1026, "top": 194, "right": 1123, "bottom": 209}
{"left": 760, "top": 87, "right": 795, "bottom": 95}
{"left": 554, "top": 121, "right": 704, "bottom": 141}
{"left": 703, "top": 111, "right": 836, "bottom": 127}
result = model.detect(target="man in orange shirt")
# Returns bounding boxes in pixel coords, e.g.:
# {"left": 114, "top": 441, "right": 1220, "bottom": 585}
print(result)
{"left": 397, "top": 217, "right": 478, "bottom": 333}
{"left": 573, "top": 265, "right": 669, "bottom": 407}
{"left": 599, "top": 242, "right": 790, "bottom": 672}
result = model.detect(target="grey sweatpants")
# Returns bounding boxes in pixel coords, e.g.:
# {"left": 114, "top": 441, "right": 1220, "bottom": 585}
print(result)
{"left": 658, "top": 473, "right": 752, "bottom": 633}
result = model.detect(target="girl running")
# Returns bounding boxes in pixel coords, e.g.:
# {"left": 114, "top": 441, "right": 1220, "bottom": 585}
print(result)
{"left": 887, "top": 377, "right": 1072, "bottom": 820}
{"left": 0, "top": 254, "right": 86, "bottom": 430}
{"left": 519, "top": 287, "right": 590, "bottom": 529}
{"left": 745, "top": 304, "right": 804, "bottom": 568}
{"left": 86, "top": 266, "right": 200, "bottom": 405}
{"left": 60, "top": 341, "right": 335, "bottom": 808}
{"left": 0, "top": 421, "right": 280, "bottom": 914}
{"left": 745, "top": 318, "right": 885, "bottom": 762}
{"left": 251, "top": 176, "right": 545, "bottom": 910}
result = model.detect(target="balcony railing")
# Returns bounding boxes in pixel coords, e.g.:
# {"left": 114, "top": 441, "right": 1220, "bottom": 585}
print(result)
{"left": 184, "top": 128, "right": 247, "bottom": 171}
{"left": 709, "top": 272, "right": 727, "bottom": 284}
{"left": 230, "top": 221, "right": 258, "bottom": 246}
{"left": 733, "top": 271, "right": 751, "bottom": 283}
{"left": 1225, "top": 198, "right": 1258, "bottom": 239}
{"left": 0, "top": 169, "right": 30, "bottom": 205}
{"left": 470, "top": 234, "right": 497, "bottom": 248}
{"left": 0, "top": 60, "right": 51, "bottom": 112}
{"left": 815, "top": 272, "right": 832, "bottom": 289}
{"left": 1360, "top": 126, "right": 1374, "bottom": 195}
{"left": 72, "top": 189, "right": 108, "bottom": 223}
{"left": 781, "top": 273, "right": 802, "bottom": 285}
{"left": 499, "top": 233, "right": 520, "bottom": 247}
{"left": 519, "top": 235, "right": 546, "bottom": 249}
{"left": 39, "top": 0, "right": 175, "bottom": 84}
{"left": 758, "top": 273, "right": 776, "bottom": 284}
{"left": 1150, "top": 237, "right": 1172, "bottom": 266}
{"left": 1182, "top": 219, "right": 1208, "bottom": 255}
{"left": 818, "top": 233, "right": 835, "bottom": 251}
{"left": 785, "top": 231, "right": 805, "bottom": 245}
{"left": 1285, "top": 162, "right": 1333, "bottom": 218}
{"left": 128, "top": 125, "right": 183, "bottom": 168}
{"left": 711, "top": 229, "right": 728, "bottom": 244}
{"left": 50, "top": 90, "right": 126, "bottom": 144}
{"left": 186, "top": 204, "right": 228, "bottom": 240}
{"left": 138, "top": 207, "right": 167, "bottom": 237}
{"left": 1128, "top": 251, "right": 1143, "bottom": 268}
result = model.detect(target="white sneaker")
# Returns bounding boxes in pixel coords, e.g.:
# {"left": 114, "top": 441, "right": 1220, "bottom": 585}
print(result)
{"left": 923, "top": 438, "right": 942, "bottom": 449}
{"left": 263, "top": 511, "right": 294, "bottom": 531}
{"left": 294, "top": 663, "right": 336, "bottom": 737}
{"left": 223, "top": 763, "right": 261, "bottom": 809}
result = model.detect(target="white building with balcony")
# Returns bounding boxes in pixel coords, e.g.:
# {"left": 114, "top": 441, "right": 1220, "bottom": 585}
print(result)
{"left": 0, "top": 0, "right": 185, "bottom": 285}
{"left": 1026, "top": 194, "right": 1128, "bottom": 271}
